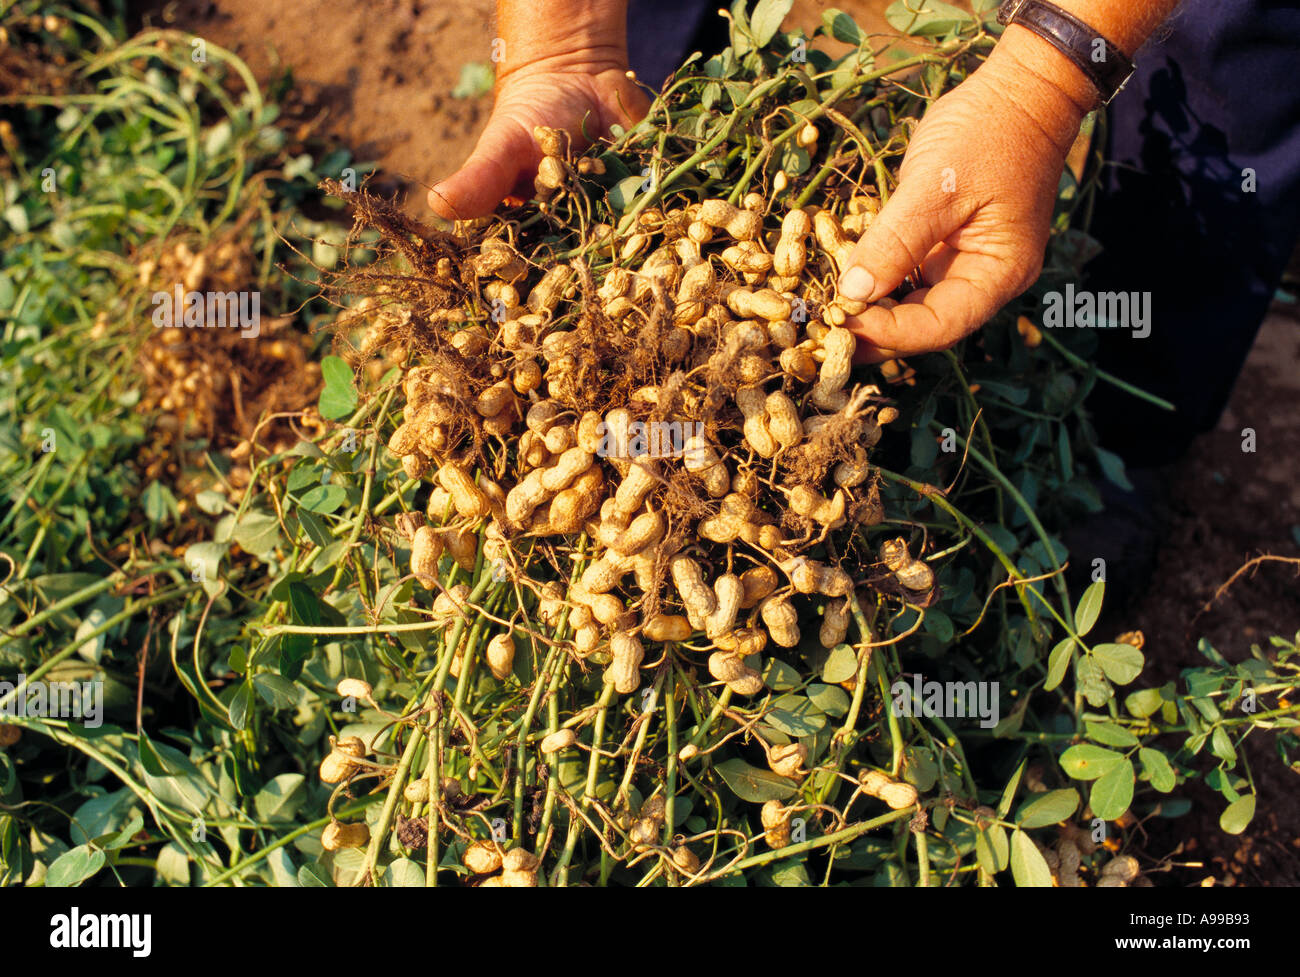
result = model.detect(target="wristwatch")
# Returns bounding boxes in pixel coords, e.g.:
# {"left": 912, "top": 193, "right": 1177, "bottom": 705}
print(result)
{"left": 997, "top": 0, "right": 1135, "bottom": 105}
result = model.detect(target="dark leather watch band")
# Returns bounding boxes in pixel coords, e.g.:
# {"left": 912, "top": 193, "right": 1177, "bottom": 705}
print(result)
{"left": 997, "top": 0, "right": 1135, "bottom": 105}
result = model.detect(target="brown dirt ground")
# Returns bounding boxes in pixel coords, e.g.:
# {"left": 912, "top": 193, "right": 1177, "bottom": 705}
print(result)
{"left": 135, "top": 0, "right": 1300, "bottom": 885}
{"left": 1129, "top": 305, "right": 1300, "bottom": 887}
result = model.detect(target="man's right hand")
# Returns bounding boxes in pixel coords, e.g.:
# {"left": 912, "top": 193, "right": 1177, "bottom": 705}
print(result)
{"left": 428, "top": 1, "right": 648, "bottom": 221}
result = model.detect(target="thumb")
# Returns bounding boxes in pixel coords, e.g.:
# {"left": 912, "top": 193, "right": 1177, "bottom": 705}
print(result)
{"left": 836, "top": 176, "right": 955, "bottom": 304}
{"left": 428, "top": 114, "right": 536, "bottom": 220}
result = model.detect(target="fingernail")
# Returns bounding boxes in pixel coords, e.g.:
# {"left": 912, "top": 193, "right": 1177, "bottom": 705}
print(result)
{"left": 838, "top": 266, "right": 875, "bottom": 302}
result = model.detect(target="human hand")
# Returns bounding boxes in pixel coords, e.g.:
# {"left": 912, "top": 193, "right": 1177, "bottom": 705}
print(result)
{"left": 837, "top": 33, "right": 1094, "bottom": 362}
{"left": 427, "top": 55, "right": 648, "bottom": 220}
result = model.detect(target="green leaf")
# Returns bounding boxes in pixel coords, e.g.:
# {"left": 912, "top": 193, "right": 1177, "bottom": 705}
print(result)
{"left": 885, "top": 0, "right": 974, "bottom": 36}
{"left": 713, "top": 758, "right": 798, "bottom": 803}
{"left": 73, "top": 607, "right": 108, "bottom": 663}
{"left": 1125, "top": 687, "right": 1164, "bottom": 719}
{"left": 608, "top": 176, "right": 644, "bottom": 212}
{"left": 900, "top": 747, "right": 938, "bottom": 791}
{"left": 69, "top": 789, "right": 135, "bottom": 846}
{"left": 1075, "top": 654, "right": 1114, "bottom": 706}
{"left": 254, "top": 773, "right": 307, "bottom": 822}
{"left": 764, "top": 694, "right": 826, "bottom": 736}
{"left": 298, "top": 862, "right": 335, "bottom": 886}
{"left": 232, "top": 510, "right": 282, "bottom": 559}
{"left": 997, "top": 761, "right": 1025, "bottom": 819}
{"left": 100, "top": 814, "right": 145, "bottom": 851}
{"left": 821, "top": 8, "right": 864, "bottom": 45}
{"left": 252, "top": 672, "right": 299, "bottom": 710}
{"left": 269, "top": 630, "right": 313, "bottom": 680}
{"left": 1138, "top": 748, "right": 1175, "bottom": 793}
{"left": 137, "top": 729, "right": 175, "bottom": 777}
{"left": 1219, "top": 794, "right": 1255, "bottom": 835}
{"left": 1092, "top": 643, "right": 1145, "bottom": 685}
{"left": 296, "top": 507, "right": 333, "bottom": 548}
{"left": 750, "top": 0, "right": 794, "bottom": 47}
{"left": 779, "top": 142, "right": 811, "bottom": 177}
{"left": 286, "top": 581, "right": 324, "bottom": 626}
{"left": 766, "top": 861, "right": 812, "bottom": 886}
{"left": 1089, "top": 758, "right": 1135, "bottom": 820}
{"left": 1074, "top": 579, "right": 1104, "bottom": 637}
{"left": 1009, "top": 829, "right": 1054, "bottom": 887}
{"left": 195, "top": 489, "right": 226, "bottom": 515}
{"left": 1094, "top": 446, "right": 1133, "bottom": 491}
{"left": 142, "top": 480, "right": 178, "bottom": 524}
{"left": 1057, "top": 425, "right": 1074, "bottom": 479}
{"left": 1210, "top": 726, "right": 1237, "bottom": 764}
{"left": 1016, "top": 788, "right": 1080, "bottom": 828}
{"left": 806, "top": 683, "right": 851, "bottom": 717}
{"left": 318, "top": 356, "right": 358, "bottom": 420}
{"left": 299, "top": 482, "right": 347, "bottom": 514}
{"left": 922, "top": 608, "right": 953, "bottom": 643}
{"left": 760, "top": 657, "right": 801, "bottom": 691}
{"left": 45, "top": 845, "right": 106, "bottom": 887}
{"left": 974, "top": 827, "right": 997, "bottom": 875}
{"left": 228, "top": 682, "right": 253, "bottom": 731}
{"left": 1059, "top": 744, "right": 1123, "bottom": 781}
{"left": 1085, "top": 721, "right": 1139, "bottom": 748}
{"left": 384, "top": 858, "right": 426, "bottom": 887}
{"left": 154, "top": 842, "right": 192, "bottom": 885}
{"left": 821, "top": 644, "right": 857, "bottom": 683}
{"left": 1044, "top": 638, "right": 1074, "bottom": 692}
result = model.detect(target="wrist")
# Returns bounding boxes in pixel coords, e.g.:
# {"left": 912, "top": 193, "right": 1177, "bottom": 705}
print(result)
{"left": 497, "top": 0, "right": 630, "bottom": 77}
{"left": 981, "top": 26, "right": 1095, "bottom": 151}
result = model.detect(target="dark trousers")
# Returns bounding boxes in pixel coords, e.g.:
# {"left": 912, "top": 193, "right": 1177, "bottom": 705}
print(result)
{"left": 628, "top": 1, "right": 1300, "bottom": 467}
{"left": 1087, "top": 0, "right": 1300, "bottom": 465}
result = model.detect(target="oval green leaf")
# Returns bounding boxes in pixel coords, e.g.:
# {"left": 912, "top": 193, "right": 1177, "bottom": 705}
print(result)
{"left": 1085, "top": 721, "right": 1139, "bottom": 748}
{"left": 1010, "top": 829, "right": 1054, "bottom": 887}
{"left": 760, "top": 658, "right": 801, "bottom": 691}
{"left": 764, "top": 694, "right": 826, "bottom": 736}
{"left": 1044, "top": 638, "right": 1073, "bottom": 692}
{"left": 1074, "top": 580, "right": 1104, "bottom": 637}
{"left": 750, "top": 0, "right": 794, "bottom": 46}
{"left": 46, "top": 845, "right": 106, "bottom": 887}
{"left": 1138, "top": 747, "right": 1175, "bottom": 793}
{"left": 1219, "top": 794, "right": 1255, "bottom": 835}
{"left": 821, "top": 644, "right": 858, "bottom": 683}
{"left": 1092, "top": 643, "right": 1145, "bottom": 685}
{"left": 1125, "top": 688, "right": 1164, "bottom": 719}
{"left": 713, "top": 758, "right": 798, "bottom": 803}
{"left": 318, "top": 355, "right": 358, "bottom": 420}
{"left": 806, "top": 682, "right": 851, "bottom": 717}
{"left": 299, "top": 483, "right": 347, "bottom": 514}
{"left": 1016, "top": 788, "right": 1080, "bottom": 829}
{"left": 1089, "top": 758, "right": 1135, "bottom": 821}
{"left": 1059, "top": 744, "right": 1123, "bottom": 781}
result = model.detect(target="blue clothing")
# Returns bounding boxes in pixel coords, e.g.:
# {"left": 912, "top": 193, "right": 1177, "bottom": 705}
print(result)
{"left": 1086, "top": 0, "right": 1300, "bottom": 464}
{"left": 627, "top": 1, "right": 1300, "bottom": 466}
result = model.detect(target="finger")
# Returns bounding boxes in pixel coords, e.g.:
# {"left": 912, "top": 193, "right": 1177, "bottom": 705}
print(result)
{"left": 836, "top": 175, "right": 962, "bottom": 304}
{"left": 919, "top": 241, "right": 959, "bottom": 286}
{"left": 844, "top": 251, "right": 1008, "bottom": 356}
{"left": 428, "top": 117, "right": 535, "bottom": 220}
{"left": 851, "top": 333, "right": 900, "bottom": 365}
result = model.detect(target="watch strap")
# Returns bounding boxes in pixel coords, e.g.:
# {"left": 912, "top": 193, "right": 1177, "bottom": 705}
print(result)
{"left": 997, "top": 0, "right": 1135, "bottom": 105}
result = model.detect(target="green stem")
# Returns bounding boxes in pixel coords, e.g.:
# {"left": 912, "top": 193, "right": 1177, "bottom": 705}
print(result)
{"left": 709, "top": 806, "right": 915, "bottom": 879}
{"left": 1039, "top": 331, "right": 1176, "bottom": 411}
